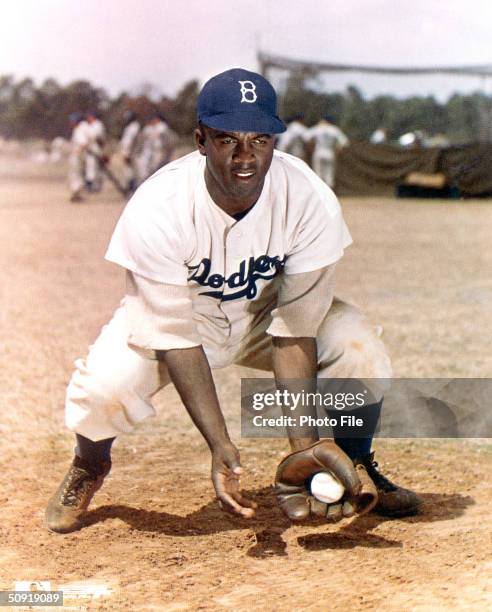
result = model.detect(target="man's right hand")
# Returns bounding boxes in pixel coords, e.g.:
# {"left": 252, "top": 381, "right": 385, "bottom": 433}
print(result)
{"left": 158, "top": 346, "right": 256, "bottom": 518}
{"left": 211, "top": 443, "right": 257, "bottom": 518}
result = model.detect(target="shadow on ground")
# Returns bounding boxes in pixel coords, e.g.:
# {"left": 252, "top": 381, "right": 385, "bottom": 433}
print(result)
{"left": 82, "top": 488, "right": 475, "bottom": 558}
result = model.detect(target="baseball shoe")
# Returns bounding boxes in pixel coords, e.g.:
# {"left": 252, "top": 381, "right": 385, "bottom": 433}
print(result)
{"left": 69, "top": 192, "right": 84, "bottom": 203}
{"left": 354, "top": 452, "right": 423, "bottom": 518}
{"left": 45, "top": 456, "right": 111, "bottom": 533}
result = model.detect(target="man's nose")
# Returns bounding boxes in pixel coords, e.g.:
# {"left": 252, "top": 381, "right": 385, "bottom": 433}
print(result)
{"left": 233, "top": 141, "right": 255, "bottom": 163}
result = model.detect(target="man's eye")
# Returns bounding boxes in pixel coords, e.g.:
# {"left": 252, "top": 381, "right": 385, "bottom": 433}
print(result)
{"left": 253, "top": 138, "right": 267, "bottom": 145}
{"left": 222, "top": 138, "right": 235, "bottom": 144}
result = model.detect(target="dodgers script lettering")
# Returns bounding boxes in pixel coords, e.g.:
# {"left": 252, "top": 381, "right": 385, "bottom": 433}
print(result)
{"left": 187, "top": 255, "right": 286, "bottom": 300}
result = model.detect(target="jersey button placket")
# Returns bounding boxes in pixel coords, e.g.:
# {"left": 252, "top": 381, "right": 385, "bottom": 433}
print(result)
{"left": 224, "top": 225, "right": 241, "bottom": 278}
{"left": 217, "top": 228, "right": 233, "bottom": 340}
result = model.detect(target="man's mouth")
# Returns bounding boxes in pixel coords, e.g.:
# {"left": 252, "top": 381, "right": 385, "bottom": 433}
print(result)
{"left": 232, "top": 168, "right": 256, "bottom": 179}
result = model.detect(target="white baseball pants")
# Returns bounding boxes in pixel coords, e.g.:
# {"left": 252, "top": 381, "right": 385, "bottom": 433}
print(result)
{"left": 65, "top": 298, "right": 392, "bottom": 441}
{"left": 312, "top": 155, "right": 335, "bottom": 189}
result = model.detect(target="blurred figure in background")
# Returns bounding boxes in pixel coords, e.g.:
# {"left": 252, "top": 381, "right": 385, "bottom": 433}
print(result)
{"left": 370, "top": 127, "right": 387, "bottom": 144}
{"left": 398, "top": 130, "right": 424, "bottom": 148}
{"left": 276, "top": 113, "right": 308, "bottom": 161}
{"left": 50, "top": 136, "right": 68, "bottom": 163}
{"left": 306, "top": 115, "right": 349, "bottom": 189}
{"left": 85, "top": 111, "right": 106, "bottom": 192}
{"left": 68, "top": 112, "right": 89, "bottom": 203}
{"left": 136, "top": 113, "right": 176, "bottom": 183}
{"left": 118, "top": 111, "right": 141, "bottom": 194}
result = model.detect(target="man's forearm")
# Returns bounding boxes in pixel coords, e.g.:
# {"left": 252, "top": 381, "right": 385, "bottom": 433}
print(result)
{"left": 156, "top": 346, "right": 231, "bottom": 450}
{"left": 157, "top": 345, "right": 255, "bottom": 518}
{"left": 272, "top": 337, "right": 319, "bottom": 451}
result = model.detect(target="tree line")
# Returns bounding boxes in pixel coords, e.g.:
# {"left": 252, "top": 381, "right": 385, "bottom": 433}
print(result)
{"left": 0, "top": 76, "right": 199, "bottom": 141}
{"left": 280, "top": 72, "right": 492, "bottom": 144}
{"left": 1, "top": 73, "right": 491, "bottom": 144}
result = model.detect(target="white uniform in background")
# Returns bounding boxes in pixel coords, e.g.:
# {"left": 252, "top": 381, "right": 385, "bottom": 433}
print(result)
{"left": 136, "top": 118, "right": 175, "bottom": 184}
{"left": 370, "top": 128, "right": 387, "bottom": 145}
{"left": 85, "top": 117, "right": 106, "bottom": 191}
{"left": 119, "top": 119, "right": 141, "bottom": 192}
{"left": 68, "top": 120, "right": 90, "bottom": 201}
{"left": 306, "top": 121, "right": 349, "bottom": 189}
{"left": 63, "top": 150, "right": 391, "bottom": 440}
{"left": 50, "top": 137, "right": 68, "bottom": 163}
{"left": 275, "top": 120, "right": 309, "bottom": 160}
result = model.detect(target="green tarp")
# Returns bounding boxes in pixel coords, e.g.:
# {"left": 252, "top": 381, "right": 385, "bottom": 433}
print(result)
{"left": 336, "top": 142, "right": 492, "bottom": 197}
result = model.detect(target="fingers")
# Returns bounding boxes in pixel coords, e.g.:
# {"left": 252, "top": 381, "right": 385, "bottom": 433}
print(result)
{"left": 309, "top": 497, "right": 328, "bottom": 518}
{"left": 326, "top": 503, "right": 343, "bottom": 521}
{"left": 213, "top": 471, "right": 256, "bottom": 519}
{"left": 232, "top": 490, "right": 258, "bottom": 510}
{"left": 342, "top": 500, "right": 355, "bottom": 517}
{"left": 217, "top": 490, "right": 256, "bottom": 518}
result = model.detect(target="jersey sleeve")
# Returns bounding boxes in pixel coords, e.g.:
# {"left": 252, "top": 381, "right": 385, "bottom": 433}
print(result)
{"left": 105, "top": 179, "right": 190, "bottom": 285}
{"left": 284, "top": 169, "right": 352, "bottom": 275}
{"left": 125, "top": 271, "right": 202, "bottom": 358}
{"left": 266, "top": 265, "right": 336, "bottom": 338}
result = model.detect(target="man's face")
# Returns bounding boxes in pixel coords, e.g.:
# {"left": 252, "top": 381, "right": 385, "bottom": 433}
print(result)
{"left": 195, "top": 124, "right": 274, "bottom": 206}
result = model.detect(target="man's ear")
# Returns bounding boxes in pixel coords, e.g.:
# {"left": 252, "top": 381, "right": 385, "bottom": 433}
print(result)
{"left": 195, "top": 127, "right": 206, "bottom": 155}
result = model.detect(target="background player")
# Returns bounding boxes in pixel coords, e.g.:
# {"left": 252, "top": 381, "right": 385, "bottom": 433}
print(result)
{"left": 305, "top": 114, "right": 349, "bottom": 189}
{"left": 118, "top": 111, "right": 141, "bottom": 194}
{"left": 275, "top": 113, "right": 309, "bottom": 162}
{"left": 67, "top": 112, "right": 89, "bottom": 203}
{"left": 136, "top": 113, "right": 176, "bottom": 183}
{"left": 84, "top": 111, "right": 106, "bottom": 192}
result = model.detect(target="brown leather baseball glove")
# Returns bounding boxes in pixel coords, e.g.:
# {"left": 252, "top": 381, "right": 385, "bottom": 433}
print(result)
{"left": 275, "top": 440, "right": 378, "bottom": 521}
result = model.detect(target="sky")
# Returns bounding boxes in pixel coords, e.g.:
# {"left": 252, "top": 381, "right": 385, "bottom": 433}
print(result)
{"left": 2, "top": 0, "right": 492, "bottom": 101}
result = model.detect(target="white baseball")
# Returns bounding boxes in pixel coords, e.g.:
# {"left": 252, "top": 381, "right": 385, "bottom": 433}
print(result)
{"left": 310, "top": 471, "right": 345, "bottom": 504}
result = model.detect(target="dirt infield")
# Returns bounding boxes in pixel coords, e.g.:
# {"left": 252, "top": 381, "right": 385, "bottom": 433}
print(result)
{"left": 1, "top": 153, "right": 491, "bottom": 610}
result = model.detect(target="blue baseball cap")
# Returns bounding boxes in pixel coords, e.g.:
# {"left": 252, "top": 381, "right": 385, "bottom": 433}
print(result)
{"left": 197, "top": 68, "right": 286, "bottom": 134}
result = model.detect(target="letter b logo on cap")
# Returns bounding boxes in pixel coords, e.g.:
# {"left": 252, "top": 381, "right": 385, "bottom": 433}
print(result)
{"left": 239, "top": 80, "right": 257, "bottom": 103}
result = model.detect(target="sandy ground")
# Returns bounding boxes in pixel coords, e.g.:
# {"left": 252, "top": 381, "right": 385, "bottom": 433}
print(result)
{"left": 0, "top": 152, "right": 491, "bottom": 611}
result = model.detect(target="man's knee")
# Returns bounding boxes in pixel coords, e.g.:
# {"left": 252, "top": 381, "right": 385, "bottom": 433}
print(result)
{"left": 67, "top": 357, "right": 124, "bottom": 407}
{"left": 317, "top": 299, "right": 393, "bottom": 379}
{"left": 65, "top": 355, "right": 159, "bottom": 441}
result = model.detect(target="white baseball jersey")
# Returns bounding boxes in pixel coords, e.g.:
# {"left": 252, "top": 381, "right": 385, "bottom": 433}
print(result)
{"left": 71, "top": 121, "right": 90, "bottom": 154}
{"left": 106, "top": 150, "right": 352, "bottom": 365}
{"left": 86, "top": 119, "right": 106, "bottom": 154}
{"left": 275, "top": 121, "right": 309, "bottom": 158}
{"left": 306, "top": 123, "right": 348, "bottom": 160}
{"left": 120, "top": 120, "right": 140, "bottom": 158}
{"left": 141, "top": 120, "right": 171, "bottom": 154}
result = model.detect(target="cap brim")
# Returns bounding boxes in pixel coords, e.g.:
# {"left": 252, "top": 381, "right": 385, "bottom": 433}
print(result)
{"left": 200, "top": 111, "right": 286, "bottom": 134}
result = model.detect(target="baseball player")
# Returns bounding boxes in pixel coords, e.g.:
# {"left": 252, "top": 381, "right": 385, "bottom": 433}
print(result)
{"left": 136, "top": 113, "right": 176, "bottom": 184}
{"left": 275, "top": 113, "right": 309, "bottom": 161}
{"left": 305, "top": 115, "right": 349, "bottom": 189}
{"left": 84, "top": 111, "right": 106, "bottom": 192}
{"left": 67, "top": 113, "right": 89, "bottom": 203}
{"left": 118, "top": 111, "right": 141, "bottom": 194}
{"left": 46, "top": 69, "right": 422, "bottom": 533}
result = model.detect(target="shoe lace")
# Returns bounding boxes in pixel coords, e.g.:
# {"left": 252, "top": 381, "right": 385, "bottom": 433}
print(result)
{"left": 366, "top": 460, "right": 398, "bottom": 493}
{"left": 60, "top": 467, "right": 97, "bottom": 507}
